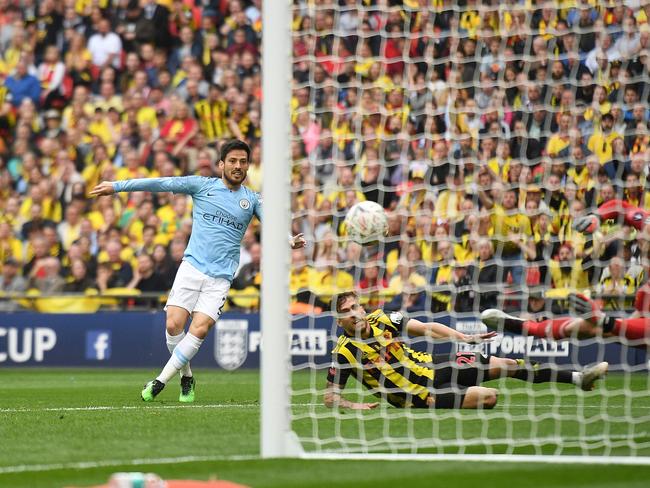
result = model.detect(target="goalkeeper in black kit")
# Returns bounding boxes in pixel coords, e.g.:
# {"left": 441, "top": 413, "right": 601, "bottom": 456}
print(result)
{"left": 324, "top": 292, "right": 609, "bottom": 410}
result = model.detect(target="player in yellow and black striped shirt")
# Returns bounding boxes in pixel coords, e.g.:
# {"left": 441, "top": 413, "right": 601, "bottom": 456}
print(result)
{"left": 194, "top": 85, "right": 229, "bottom": 142}
{"left": 325, "top": 292, "right": 607, "bottom": 409}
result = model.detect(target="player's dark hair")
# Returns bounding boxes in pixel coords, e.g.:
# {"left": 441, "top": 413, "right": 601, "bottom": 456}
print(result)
{"left": 334, "top": 291, "right": 358, "bottom": 313}
{"left": 220, "top": 139, "right": 251, "bottom": 163}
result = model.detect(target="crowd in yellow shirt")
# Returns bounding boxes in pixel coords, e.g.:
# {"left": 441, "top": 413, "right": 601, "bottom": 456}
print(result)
{"left": 1, "top": 1, "right": 650, "bottom": 316}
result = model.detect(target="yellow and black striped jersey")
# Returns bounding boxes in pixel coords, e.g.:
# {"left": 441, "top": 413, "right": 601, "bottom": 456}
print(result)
{"left": 327, "top": 309, "right": 434, "bottom": 408}
{"left": 194, "top": 99, "right": 229, "bottom": 141}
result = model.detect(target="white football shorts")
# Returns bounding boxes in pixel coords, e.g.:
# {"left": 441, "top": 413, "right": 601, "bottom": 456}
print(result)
{"left": 164, "top": 260, "right": 230, "bottom": 322}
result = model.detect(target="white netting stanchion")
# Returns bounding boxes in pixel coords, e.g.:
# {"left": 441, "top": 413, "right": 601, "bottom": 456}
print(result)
{"left": 263, "top": 0, "right": 650, "bottom": 462}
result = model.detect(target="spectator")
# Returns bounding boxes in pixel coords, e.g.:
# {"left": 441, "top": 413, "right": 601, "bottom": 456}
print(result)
{"left": 127, "top": 254, "right": 167, "bottom": 292}
{"left": 6, "top": 58, "right": 41, "bottom": 107}
{"left": 37, "top": 45, "right": 65, "bottom": 109}
{"left": 232, "top": 242, "right": 261, "bottom": 290}
{"left": 0, "top": 258, "right": 27, "bottom": 293}
{"left": 450, "top": 260, "right": 476, "bottom": 313}
{"left": 290, "top": 247, "right": 327, "bottom": 311}
{"left": 28, "top": 256, "right": 64, "bottom": 294}
{"left": 597, "top": 255, "right": 637, "bottom": 310}
{"left": 95, "top": 262, "right": 116, "bottom": 294}
{"left": 137, "top": 0, "right": 172, "bottom": 49}
{"left": 63, "top": 258, "right": 95, "bottom": 292}
{"left": 101, "top": 239, "right": 133, "bottom": 288}
{"left": 385, "top": 273, "right": 427, "bottom": 313}
{"left": 475, "top": 238, "right": 499, "bottom": 311}
{"left": 0, "top": 221, "right": 23, "bottom": 264}
{"left": 88, "top": 17, "right": 123, "bottom": 72}
{"left": 57, "top": 205, "right": 82, "bottom": 251}
{"left": 480, "top": 186, "right": 535, "bottom": 287}
{"left": 160, "top": 100, "right": 199, "bottom": 157}
{"left": 151, "top": 243, "right": 175, "bottom": 290}
{"left": 0, "top": 0, "right": 648, "bottom": 315}
{"left": 548, "top": 244, "right": 589, "bottom": 291}
{"left": 169, "top": 26, "right": 202, "bottom": 73}
{"left": 0, "top": 258, "right": 27, "bottom": 310}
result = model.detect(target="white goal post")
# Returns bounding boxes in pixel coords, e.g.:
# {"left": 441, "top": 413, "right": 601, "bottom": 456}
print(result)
{"left": 260, "top": 0, "right": 297, "bottom": 458}
{"left": 260, "top": 0, "right": 650, "bottom": 463}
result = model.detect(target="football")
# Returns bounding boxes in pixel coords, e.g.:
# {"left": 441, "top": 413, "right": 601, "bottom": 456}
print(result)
{"left": 344, "top": 201, "right": 389, "bottom": 243}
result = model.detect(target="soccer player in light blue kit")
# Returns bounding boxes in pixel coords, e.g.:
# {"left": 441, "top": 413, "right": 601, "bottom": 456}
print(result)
{"left": 90, "top": 139, "right": 306, "bottom": 402}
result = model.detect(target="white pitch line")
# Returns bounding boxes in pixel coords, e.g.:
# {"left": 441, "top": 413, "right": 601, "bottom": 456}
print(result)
{"left": 341, "top": 432, "right": 650, "bottom": 451}
{"left": 507, "top": 403, "right": 650, "bottom": 410}
{"left": 0, "top": 455, "right": 259, "bottom": 475}
{"left": 2, "top": 402, "right": 650, "bottom": 414}
{"left": 0, "top": 403, "right": 258, "bottom": 413}
{"left": 0, "top": 403, "right": 315, "bottom": 414}
{"left": 300, "top": 453, "right": 650, "bottom": 466}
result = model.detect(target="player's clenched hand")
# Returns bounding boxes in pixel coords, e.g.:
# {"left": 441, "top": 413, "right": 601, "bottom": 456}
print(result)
{"left": 462, "top": 331, "right": 497, "bottom": 344}
{"left": 290, "top": 233, "right": 307, "bottom": 249}
{"left": 89, "top": 181, "right": 116, "bottom": 197}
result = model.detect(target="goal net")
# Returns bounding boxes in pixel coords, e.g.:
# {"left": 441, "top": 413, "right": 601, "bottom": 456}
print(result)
{"left": 262, "top": 0, "right": 650, "bottom": 461}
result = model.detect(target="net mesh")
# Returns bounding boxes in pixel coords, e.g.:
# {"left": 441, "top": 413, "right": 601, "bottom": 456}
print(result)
{"left": 285, "top": 0, "right": 650, "bottom": 457}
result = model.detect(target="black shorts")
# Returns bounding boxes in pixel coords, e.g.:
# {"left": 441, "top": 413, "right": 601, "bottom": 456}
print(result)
{"left": 432, "top": 352, "right": 491, "bottom": 409}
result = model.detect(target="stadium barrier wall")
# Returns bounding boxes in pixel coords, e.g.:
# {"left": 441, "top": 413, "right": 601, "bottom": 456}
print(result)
{"left": 0, "top": 312, "right": 646, "bottom": 369}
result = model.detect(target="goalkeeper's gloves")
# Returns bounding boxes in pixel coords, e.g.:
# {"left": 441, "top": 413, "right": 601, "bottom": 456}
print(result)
{"left": 568, "top": 293, "right": 596, "bottom": 317}
{"left": 573, "top": 215, "right": 599, "bottom": 234}
{"left": 569, "top": 293, "right": 614, "bottom": 331}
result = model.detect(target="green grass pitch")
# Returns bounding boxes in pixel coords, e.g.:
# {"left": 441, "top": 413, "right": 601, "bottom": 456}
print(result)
{"left": 1, "top": 368, "right": 649, "bottom": 487}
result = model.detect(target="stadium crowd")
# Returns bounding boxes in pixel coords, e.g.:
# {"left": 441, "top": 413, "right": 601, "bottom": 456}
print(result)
{"left": 0, "top": 0, "right": 650, "bottom": 316}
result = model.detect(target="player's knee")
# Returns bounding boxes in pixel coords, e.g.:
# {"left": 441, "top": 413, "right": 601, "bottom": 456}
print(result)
{"left": 166, "top": 316, "right": 185, "bottom": 335}
{"left": 463, "top": 387, "right": 498, "bottom": 409}
{"left": 190, "top": 328, "right": 210, "bottom": 340}
{"left": 489, "top": 357, "right": 517, "bottom": 378}
{"left": 166, "top": 306, "right": 189, "bottom": 335}
{"left": 188, "top": 321, "right": 212, "bottom": 339}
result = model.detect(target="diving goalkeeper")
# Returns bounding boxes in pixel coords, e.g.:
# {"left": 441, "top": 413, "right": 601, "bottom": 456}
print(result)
{"left": 325, "top": 292, "right": 608, "bottom": 410}
{"left": 481, "top": 291, "right": 650, "bottom": 349}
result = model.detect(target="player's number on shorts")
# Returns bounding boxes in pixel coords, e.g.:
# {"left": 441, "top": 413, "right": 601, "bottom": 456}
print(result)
{"left": 217, "top": 296, "right": 226, "bottom": 317}
{"left": 456, "top": 352, "right": 476, "bottom": 366}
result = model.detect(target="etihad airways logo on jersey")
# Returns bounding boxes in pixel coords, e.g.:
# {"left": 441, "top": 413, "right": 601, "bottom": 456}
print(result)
{"left": 202, "top": 210, "right": 244, "bottom": 230}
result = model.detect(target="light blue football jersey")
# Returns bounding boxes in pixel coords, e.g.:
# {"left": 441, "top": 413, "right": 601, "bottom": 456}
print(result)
{"left": 112, "top": 177, "right": 262, "bottom": 281}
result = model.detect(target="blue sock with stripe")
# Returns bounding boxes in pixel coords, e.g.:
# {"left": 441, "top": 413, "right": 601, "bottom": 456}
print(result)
{"left": 157, "top": 333, "right": 204, "bottom": 384}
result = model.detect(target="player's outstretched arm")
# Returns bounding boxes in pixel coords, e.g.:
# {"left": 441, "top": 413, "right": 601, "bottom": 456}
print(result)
{"left": 406, "top": 318, "right": 497, "bottom": 343}
{"left": 323, "top": 382, "right": 379, "bottom": 410}
{"left": 90, "top": 176, "right": 205, "bottom": 197}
